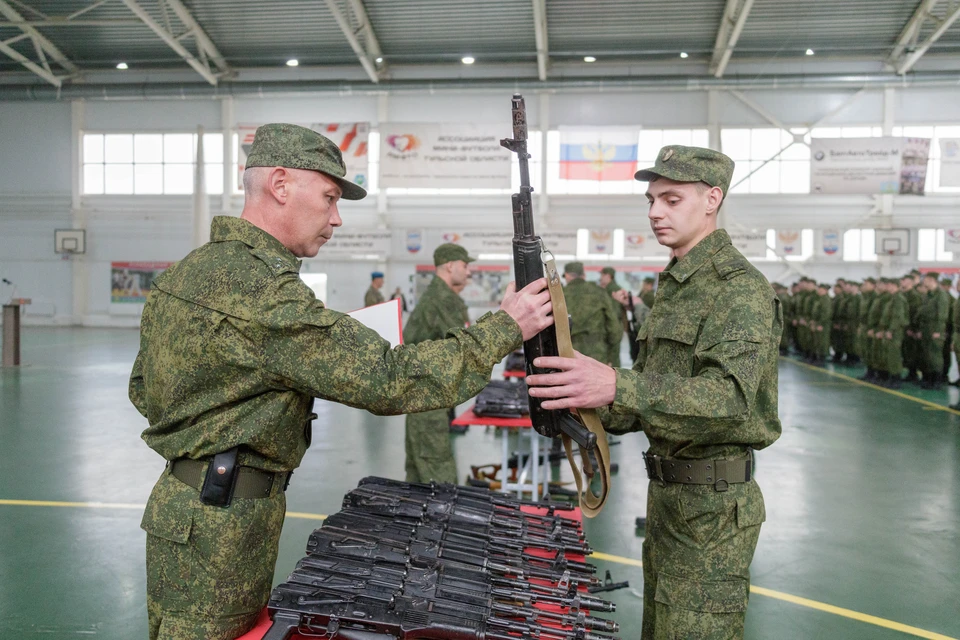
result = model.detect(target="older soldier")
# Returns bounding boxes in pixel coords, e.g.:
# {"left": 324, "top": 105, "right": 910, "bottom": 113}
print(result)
{"left": 364, "top": 271, "right": 385, "bottom": 307}
{"left": 564, "top": 262, "right": 624, "bottom": 366}
{"left": 130, "top": 124, "right": 553, "bottom": 640}
{"left": 402, "top": 243, "right": 475, "bottom": 484}
{"left": 527, "top": 146, "right": 780, "bottom": 640}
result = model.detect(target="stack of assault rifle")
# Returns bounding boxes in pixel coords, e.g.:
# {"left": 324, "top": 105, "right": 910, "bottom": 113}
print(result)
{"left": 263, "top": 476, "right": 621, "bottom": 640}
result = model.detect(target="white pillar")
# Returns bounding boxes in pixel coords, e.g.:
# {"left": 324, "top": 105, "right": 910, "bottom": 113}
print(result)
{"left": 70, "top": 99, "right": 88, "bottom": 325}
{"left": 221, "top": 97, "right": 234, "bottom": 213}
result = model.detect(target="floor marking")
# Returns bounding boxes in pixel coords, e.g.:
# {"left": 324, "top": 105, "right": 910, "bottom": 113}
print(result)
{"left": 2, "top": 501, "right": 956, "bottom": 639}
{"left": 782, "top": 358, "right": 960, "bottom": 416}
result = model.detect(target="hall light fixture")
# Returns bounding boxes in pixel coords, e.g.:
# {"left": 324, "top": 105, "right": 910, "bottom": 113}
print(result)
{"left": 806, "top": 49, "right": 815, "bottom": 56}
{"left": 584, "top": 56, "right": 596, "bottom": 62}
{"left": 680, "top": 52, "right": 689, "bottom": 59}
{"left": 116, "top": 62, "right": 128, "bottom": 70}
{"left": 375, "top": 57, "right": 383, "bottom": 63}
{"left": 286, "top": 59, "right": 299, "bottom": 67}
{"left": 462, "top": 56, "right": 475, "bottom": 65}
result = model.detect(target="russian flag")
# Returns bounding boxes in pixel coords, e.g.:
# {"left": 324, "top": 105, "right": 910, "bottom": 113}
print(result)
{"left": 560, "top": 130, "right": 639, "bottom": 181}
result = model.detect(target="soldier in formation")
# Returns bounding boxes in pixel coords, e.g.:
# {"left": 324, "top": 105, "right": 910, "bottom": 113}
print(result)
{"left": 563, "top": 262, "right": 623, "bottom": 367}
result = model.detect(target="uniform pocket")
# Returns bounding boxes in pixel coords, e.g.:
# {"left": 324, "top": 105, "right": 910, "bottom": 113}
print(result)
{"left": 736, "top": 493, "right": 766, "bottom": 529}
{"left": 655, "top": 572, "right": 748, "bottom": 613}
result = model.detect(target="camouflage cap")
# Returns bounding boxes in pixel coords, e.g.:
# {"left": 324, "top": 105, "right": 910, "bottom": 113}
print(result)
{"left": 600, "top": 266, "right": 617, "bottom": 277}
{"left": 564, "top": 262, "right": 585, "bottom": 276}
{"left": 924, "top": 271, "right": 941, "bottom": 280}
{"left": 434, "top": 243, "right": 475, "bottom": 266}
{"left": 818, "top": 282, "right": 830, "bottom": 289}
{"left": 244, "top": 123, "right": 367, "bottom": 200}
{"left": 642, "top": 276, "right": 655, "bottom": 284}
{"left": 635, "top": 145, "right": 735, "bottom": 196}
{"left": 863, "top": 277, "right": 876, "bottom": 284}
{"left": 942, "top": 278, "right": 953, "bottom": 286}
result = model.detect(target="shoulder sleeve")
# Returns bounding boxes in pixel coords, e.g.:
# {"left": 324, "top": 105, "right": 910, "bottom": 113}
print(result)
{"left": 260, "top": 275, "right": 521, "bottom": 415}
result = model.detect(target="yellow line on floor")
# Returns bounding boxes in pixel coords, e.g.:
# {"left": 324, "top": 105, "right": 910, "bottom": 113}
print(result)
{"left": 749, "top": 586, "right": 957, "bottom": 640}
{"left": 782, "top": 358, "right": 960, "bottom": 416}
{"left": 2, "top": 500, "right": 956, "bottom": 639}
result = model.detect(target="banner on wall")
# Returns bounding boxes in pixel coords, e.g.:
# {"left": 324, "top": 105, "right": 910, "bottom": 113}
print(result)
{"left": 809, "top": 137, "right": 930, "bottom": 195}
{"left": 589, "top": 230, "right": 613, "bottom": 255}
{"left": 944, "top": 229, "right": 960, "bottom": 256}
{"left": 379, "top": 124, "right": 511, "bottom": 189}
{"left": 405, "top": 230, "right": 423, "bottom": 255}
{"left": 415, "top": 264, "right": 510, "bottom": 308}
{"left": 321, "top": 231, "right": 392, "bottom": 258}
{"left": 939, "top": 139, "right": 960, "bottom": 187}
{"left": 559, "top": 129, "right": 639, "bottom": 181}
{"left": 434, "top": 230, "right": 578, "bottom": 257}
{"left": 237, "top": 122, "right": 370, "bottom": 191}
{"left": 111, "top": 261, "right": 174, "bottom": 303}
{"left": 819, "top": 229, "right": 843, "bottom": 260}
{"left": 623, "top": 230, "right": 671, "bottom": 259}
{"left": 775, "top": 229, "right": 802, "bottom": 256}
{"left": 728, "top": 232, "right": 768, "bottom": 258}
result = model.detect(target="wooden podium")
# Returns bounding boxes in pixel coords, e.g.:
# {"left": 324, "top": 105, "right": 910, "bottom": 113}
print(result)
{"left": 2, "top": 298, "right": 30, "bottom": 367}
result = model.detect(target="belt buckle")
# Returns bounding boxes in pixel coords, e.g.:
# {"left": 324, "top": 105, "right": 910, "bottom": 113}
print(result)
{"left": 643, "top": 452, "right": 665, "bottom": 486}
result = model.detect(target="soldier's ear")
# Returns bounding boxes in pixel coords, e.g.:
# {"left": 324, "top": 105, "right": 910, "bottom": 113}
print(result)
{"left": 704, "top": 186, "right": 724, "bottom": 217}
{"left": 267, "top": 167, "right": 290, "bottom": 204}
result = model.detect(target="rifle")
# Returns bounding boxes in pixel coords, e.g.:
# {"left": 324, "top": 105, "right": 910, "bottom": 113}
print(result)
{"left": 501, "top": 94, "right": 612, "bottom": 516}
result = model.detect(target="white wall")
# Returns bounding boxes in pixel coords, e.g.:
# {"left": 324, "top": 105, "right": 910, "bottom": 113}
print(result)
{"left": 2, "top": 85, "right": 960, "bottom": 326}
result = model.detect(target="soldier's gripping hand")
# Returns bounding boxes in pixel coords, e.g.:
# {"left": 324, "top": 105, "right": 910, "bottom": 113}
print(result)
{"left": 612, "top": 289, "right": 631, "bottom": 306}
{"left": 526, "top": 351, "right": 617, "bottom": 410}
{"left": 499, "top": 279, "right": 554, "bottom": 340}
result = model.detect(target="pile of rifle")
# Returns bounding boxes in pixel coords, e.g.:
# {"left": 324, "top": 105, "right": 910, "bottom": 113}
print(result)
{"left": 264, "top": 476, "right": 621, "bottom": 640}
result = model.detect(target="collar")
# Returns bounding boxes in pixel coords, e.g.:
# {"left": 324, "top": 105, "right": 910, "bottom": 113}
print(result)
{"left": 210, "top": 216, "right": 301, "bottom": 272}
{"left": 664, "top": 228, "right": 732, "bottom": 284}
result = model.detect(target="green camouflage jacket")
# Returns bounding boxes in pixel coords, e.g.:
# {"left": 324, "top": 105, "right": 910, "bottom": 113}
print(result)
{"left": 904, "top": 288, "right": 923, "bottom": 330}
{"left": 601, "top": 229, "right": 782, "bottom": 460}
{"left": 564, "top": 278, "right": 624, "bottom": 366}
{"left": 129, "top": 216, "right": 520, "bottom": 472}
{"left": 858, "top": 291, "right": 876, "bottom": 327}
{"left": 402, "top": 275, "right": 469, "bottom": 345}
{"left": 917, "top": 288, "right": 951, "bottom": 336}
{"left": 813, "top": 294, "right": 833, "bottom": 326}
{"left": 880, "top": 293, "right": 908, "bottom": 333}
{"left": 364, "top": 285, "right": 385, "bottom": 307}
{"left": 868, "top": 292, "right": 889, "bottom": 330}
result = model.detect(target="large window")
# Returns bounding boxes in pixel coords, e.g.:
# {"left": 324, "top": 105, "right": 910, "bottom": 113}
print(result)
{"left": 918, "top": 229, "right": 955, "bottom": 262}
{"left": 843, "top": 229, "right": 878, "bottom": 262}
{"left": 83, "top": 132, "right": 224, "bottom": 195}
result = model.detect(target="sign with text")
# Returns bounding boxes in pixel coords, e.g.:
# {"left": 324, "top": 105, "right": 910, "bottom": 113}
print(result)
{"left": 321, "top": 231, "right": 392, "bottom": 257}
{"left": 415, "top": 264, "right": 510, "bottom": 307}
{"left": 588, "top": 229, "right": 613, "bottom": 255}
{"left": 623, "top": 230, "right": 671, "bottom": 259}
{"left": 380, "top": 124, "right": 511, "bottom": 188}
{"left": 810, "top": 137, "right": 929, "bottom": 195}
{"left": 437, "top": 230, "right": 577, "bottom": 257}
{"left": 728, "top": 232, "right": 768, "bottom": 258}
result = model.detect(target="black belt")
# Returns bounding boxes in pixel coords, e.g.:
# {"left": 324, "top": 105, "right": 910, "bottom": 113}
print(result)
{"left": 643, "top": 451, "right": 751, "bottom": 492}
{"left": 169, "top": 458, "right": 288, "bottom": 500}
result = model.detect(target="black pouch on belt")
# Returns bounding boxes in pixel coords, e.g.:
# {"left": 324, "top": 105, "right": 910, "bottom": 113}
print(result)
{"left": 200, "top": 446, "right": 240, "bottom": 507}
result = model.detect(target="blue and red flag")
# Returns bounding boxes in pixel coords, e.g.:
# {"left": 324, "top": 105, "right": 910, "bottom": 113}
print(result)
{"left": 560, "top": 130, "right": 639, "bottom": 181}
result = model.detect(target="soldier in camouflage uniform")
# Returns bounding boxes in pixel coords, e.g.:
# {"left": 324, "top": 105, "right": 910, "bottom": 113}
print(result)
{"left": 917, "top": 272, "right": 951, "bottom": 389}
{"left": 563, "top": 262, "right": 624, "bottom": 366}
{"left": 129, "top": 124, "right": 554, "bottom": 640}
{"left": 364, "top": 271, "right": 385, "bottom": 307}
{"left": 830, "top": 280, "right": 845, "bottom": 362}
{"left": 772, "top": 283, "right": 789, "bottom": 354}
{"left": 878, "top": 278, "right": 909, "bottom": 388}
{"left": 941, "top": 278, "right": 954, "bottom": 382}
{"left": 402, "top": 243, "right": 475, "bottom": 484}
{"left": 527, "top": 146, "right": 780, "bottom": 640}
{"left": 951, "top": 280, "right": 960, "bottom": 395}
{"left": 842, "top": 280, "right": 861, "bottom": 365}
{"left": 857, "top": 278, "right": 877, "bottom": 378}
{"left": 812, "top": 283, "right": 833, "bottom": 366}
{"left": 640, "top": 276, "right": 657, "bottom": 309}
{"left": 862, "top": 278, "right": 887, "bottom": 382}
{"left": 900, "top": 274, "right": 923, "bottom": 383}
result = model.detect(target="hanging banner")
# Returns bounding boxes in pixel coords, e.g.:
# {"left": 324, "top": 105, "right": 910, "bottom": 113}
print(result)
{"left": 775, "top": 229, "right": 802, "bottom": 256}
{"left": 939, "top": 139, "right": 960, "bottom": 187}
{"left": 728, "top": 232, "right": 768, "bottom": 258}
{"left": 810, "top": 137, "right": 930, "bottom": 195}
{"left": 589, "top": 230, "right": 613, "bottom": 255}
{"left": 623, "top": 230, "right": 671, "bottom": 259}
{"left": 320, "top": 231, "right": 392, "bottom": 258}
{"left": 405, "top": 230, "right": 423, "bottom": 255}
{"left": 944, "top": 229, "right": 960, "bottom": 256}
{"left": 819, "top": 229, "right": 843, "bottom": 261}
{"left": 111, "top": 261, "right": 174, "bottom": 303}
{"left": 559, "top": 129, "right": 639, "bottom": 181}
{"left": 237, "top": 122, "right": 370, "bottom": 191}
{"left": 379, "top": 124, "right": 511, "bottom": 189}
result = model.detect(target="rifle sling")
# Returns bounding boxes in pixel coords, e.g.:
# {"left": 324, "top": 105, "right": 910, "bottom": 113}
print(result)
{"left": 541, "top": 252, "right": 611, "bottom": 518}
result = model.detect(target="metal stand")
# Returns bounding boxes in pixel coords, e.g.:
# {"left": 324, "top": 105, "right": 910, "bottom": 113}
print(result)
{"left": 500, "top": 427, "right": 549, "bottom": 501}
{"left": 2, "top": 303, "right": 21, "bottom": 366}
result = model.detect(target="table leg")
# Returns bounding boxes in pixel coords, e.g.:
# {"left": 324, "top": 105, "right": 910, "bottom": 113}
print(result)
{"left": 532, "top": 430, "right": 540, "bottom": 501}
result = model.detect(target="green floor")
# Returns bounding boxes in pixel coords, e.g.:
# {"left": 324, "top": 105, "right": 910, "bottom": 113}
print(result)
{"left": 1, "top": 327, "right": 959, "bottom": 639}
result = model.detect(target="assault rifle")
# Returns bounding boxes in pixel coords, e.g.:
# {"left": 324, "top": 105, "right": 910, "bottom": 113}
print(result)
{"left": 501, "top": 94, "right": 612, "bottom": 516}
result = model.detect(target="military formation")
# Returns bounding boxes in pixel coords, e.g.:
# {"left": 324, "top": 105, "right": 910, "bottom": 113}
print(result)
{"left": 777, "top": 271, "right": 958, "bottom": 404}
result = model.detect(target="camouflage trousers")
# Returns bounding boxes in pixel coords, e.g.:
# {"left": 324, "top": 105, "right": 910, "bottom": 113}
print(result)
{"left": 881, "top": 334, "right": 904, "bottom": 376}
{"left": 921, "top": 336, "right": 945, "bottom": 376}
{"left": 405, "top": 408, "right": 458, "bottom": 484}
{"left": 142, "top": 469, "right": 286, "bottom": 640}
{"left": 641, "top": 480, "right": 765, "bottom": 640}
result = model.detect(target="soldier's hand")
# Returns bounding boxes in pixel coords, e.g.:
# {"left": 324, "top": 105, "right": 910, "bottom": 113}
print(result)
{"left": 526, "top": 352, "right": 617, "bottom": 410}
{"left": 885, "top": 331, "right": 892, "bottom": 339}
{"left": 612, "top": 289, "right": 631, "bottom": 306}
{"left": 500, "top": 279, "right": 553, "bottom": 341}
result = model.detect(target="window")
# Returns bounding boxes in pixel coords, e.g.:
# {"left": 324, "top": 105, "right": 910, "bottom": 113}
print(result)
{"left": 82, "top": 132, "right": 224, "bottom": 195}
{"left": 843, "top": 229, "right": 877, "bottom": 262}
{"left": 546, "top": 129, "right": 709, "bottom": 195}
{"left": 918, "top": 229, "right": 955, "bottom": 262}
{"left": 380, "top": 131, "right": 542, "bottom": 195}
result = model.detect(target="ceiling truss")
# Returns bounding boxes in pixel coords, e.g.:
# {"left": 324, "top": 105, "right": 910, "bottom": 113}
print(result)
{"left": 709, "top": 0, "right": 755, "bottom": 79}
{"left": 324, "top": 0, "right": 384, "bottom": 83}
{"left": 0, "top": 0, "right": 80, "bottom": 86}
{"left": 888, "top": 0, "right": 960, "bottom": 74}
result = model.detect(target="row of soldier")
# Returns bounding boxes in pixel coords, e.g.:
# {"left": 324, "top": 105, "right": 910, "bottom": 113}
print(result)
{"left": 775, "top": 271, "right": 959, "bottom": 401}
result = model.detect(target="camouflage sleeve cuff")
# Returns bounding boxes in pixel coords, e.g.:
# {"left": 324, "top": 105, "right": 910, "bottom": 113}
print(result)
{"left": 469, "top": 310, "right": 523, "bottom": 359}
{"left": 611, "top": 368, "right": 652, "bottom": 416}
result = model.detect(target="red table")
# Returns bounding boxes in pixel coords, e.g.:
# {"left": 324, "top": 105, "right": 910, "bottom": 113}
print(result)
{"left": 240, "top": 507, "right": 589, "bottom": 640}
